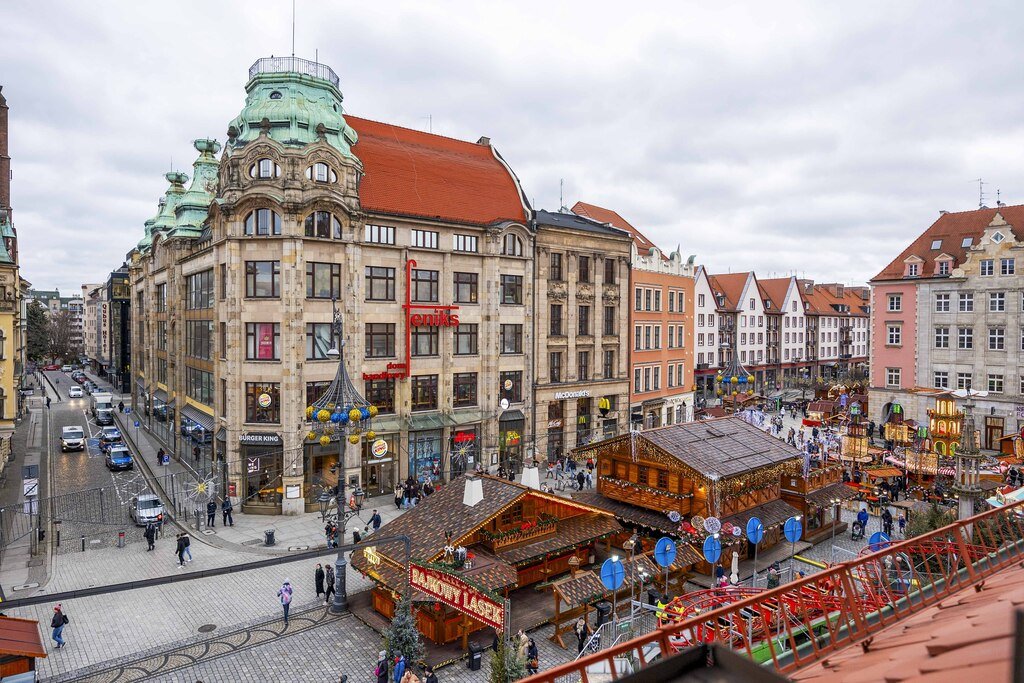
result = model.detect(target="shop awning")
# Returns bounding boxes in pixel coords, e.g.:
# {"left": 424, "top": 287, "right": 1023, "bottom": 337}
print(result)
{"left": 407, "top": 412, "right": 448, "bottom": 431}
{"left": 153, "top": 389, "right": 168, "bottom": 403}
{"left": 805, "top": 482, "right": 860, "bottom": 508}
{"left": 372, "top": 415, "right": 403, "bottom": 433}
{"left": 0, "top": 615, "right": 47, "bottom": 659}
{"left": 865, "top": 467, "right": 903, "bottom": 479}
{"left": 181, "top": 405, "right": 215, "bottom": 432}
{"left": 499, "top": 409, "right": 525, "bottom": 423}
{"left": 450, "top": 409, "right": 483, "bottom": 426}
{"left": 216, "top": 428, "right": 227, "bottom": 443}
{"left": 723, "top": 499, "right": 802, "bottom": 530}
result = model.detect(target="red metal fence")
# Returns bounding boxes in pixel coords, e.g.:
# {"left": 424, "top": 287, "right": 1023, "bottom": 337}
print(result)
{"left": 527, "top": 499, "right": 1024, "bottom": 683}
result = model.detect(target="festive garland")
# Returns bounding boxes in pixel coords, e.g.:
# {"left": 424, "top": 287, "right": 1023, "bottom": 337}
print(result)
{"left": 479, "top": 513, "right": 558, "bottom": 542}
{"left": 603, "top": 477, "right": 693, "bottom": 501}
{"left": 414, "top": 559, "right": 508, "bottom": 599}
{"left": 509, "top": 533, "right": 616, "bottom": 567}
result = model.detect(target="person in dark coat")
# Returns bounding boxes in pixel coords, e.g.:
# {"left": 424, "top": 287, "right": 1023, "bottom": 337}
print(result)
{"left": 882, "top": 508, "right": 894, "bottom": 537}
{"left": 206, "top": 500, "right": 217, "bottom": 527}
{"left": 526, "top": 638, "right": 539, "bottom": 675}
{"left": 574, "top": 617, "right": 591, "bottom": 654}
{"left": 374, "top": 651, "right": 389, "bottom": 683}
{"left": 371, "top": 509, "right": 382, "bottom": 532}
{"left": 324, "top": 564, "right": 336, "bottom": 605}
{"left": 175, "top": 533, "right": 187, "bottom": 568}
{"left": 221, "top": 497, "right": 234, "bottom": 526}
{"left": 576, "top": 470, "right": 586, "bottom": 491}
{"left": 423, "top": 666, "right": 438, "bottom": 683}
{"left": 144, "top": 522, "right": 156, "bottom": 551}
{"left": 315, "top": 563, "right": 325, "bottom": 599}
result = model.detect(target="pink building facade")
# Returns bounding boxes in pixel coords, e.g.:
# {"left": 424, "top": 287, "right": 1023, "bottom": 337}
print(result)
{"left": 870, "top": 281, "right": 917, "bottom": 396}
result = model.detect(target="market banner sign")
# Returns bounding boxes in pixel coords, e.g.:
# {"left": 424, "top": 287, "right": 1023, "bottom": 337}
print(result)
{"left": 408, "top": 563, "right": 505, "bottom": 631}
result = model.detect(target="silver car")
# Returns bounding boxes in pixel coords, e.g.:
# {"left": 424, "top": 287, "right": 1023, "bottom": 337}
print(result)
{"left": 129, "top": 493, "right": 165, "bottom": 526}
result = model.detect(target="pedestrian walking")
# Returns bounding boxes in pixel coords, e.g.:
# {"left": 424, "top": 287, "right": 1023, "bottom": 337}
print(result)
{"left": 573, "top": 617, "right": 591, "bottom": 654}
{"left": 315, "top": 563, "right": 325, "bottom": 599}
{"left": 576, "top": 470, "right": 585, "bottom": 491}
{"left": 221, "top": 497, "right": 234, "bottom": 526}
{"left": 393, "top": 655, "right": 406, "bottom": 683}
{"left": 50, "top": 604, "right": 69, "bottom": 649}
{"left": 767, "top": 563, "right": 781, "bottom": 589}
{"left": 277, "top": 579, "right": 294, "bottom": 624}
{"left": 157, "top": 447, "right": 166, "bottom": 466}
{"left": 374, "top": 651, "right": 389, "bottom": 683}
{"left": 117, "top": 400, "right": 125, "bottom": 413}
{"left": 526, "top": 638, "right": 539, "bottom": 675}
{"left": 898, "top": 514, "right": 907, "bottom": 536}
{"left": 175, "top": 533, "right": 187, "bottom": 569}
{"left": 206, "top": 500, "right": 217, "bottom": 527}
{"left": 324, "top": 565, "right": 336, "bottom": 605}
{"left": 882, "top": 508, "right": 894, "bottom": 537}
{"left": 46, "top": 396, "right": 51, "bottom": 409}
{"left": 371, "top": 509, "right": 382, "bottom": 532}
{"left": 193, "top": 445, "right": 201, "bottom": 464}
{"left": 423, "top": 665, "right": 438, "bottom": 683}
{"left": 394, "top": 484, "right": 403, "bottom": 509}
{"left": 144, "top": 521, "right": 157, "bottom": 551}
{"left": 353, "top": 528, "right": 362, "bottom": 544}
{"left": 179, "top": 533, "right": 192, "bottom": 562}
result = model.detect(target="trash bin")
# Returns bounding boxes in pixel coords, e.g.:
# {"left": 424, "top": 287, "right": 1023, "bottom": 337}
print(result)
{"left": 467, "top": 641, "right": 483, "bottom": 671}
{"left": 647, "top": 587, "right": 662, "bottom": 606}
{"left": 264, "top": 529, "right": 276, "bottom": 546}
{"left": 595, "top": 601, "right": 612, "bottom": 626}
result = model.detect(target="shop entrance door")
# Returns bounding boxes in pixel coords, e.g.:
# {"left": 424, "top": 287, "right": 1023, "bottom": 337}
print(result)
{"left": 985, "top": 416, "right": 1004, "bottom": 450}
{"left": 362, "top": 461, "right": 395, "bottom": 497}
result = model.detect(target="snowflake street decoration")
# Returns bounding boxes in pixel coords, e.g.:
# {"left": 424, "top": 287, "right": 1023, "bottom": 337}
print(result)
{"left": 185, "top": 473, "right": 218, "bottom": 507}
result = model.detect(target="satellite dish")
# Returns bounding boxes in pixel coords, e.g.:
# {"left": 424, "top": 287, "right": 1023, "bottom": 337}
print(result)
{"left": 952, "top": 389, "right": 989, "bottom": 398}
{"left": 667, "top": 511, "right": 681, "bottom": 523}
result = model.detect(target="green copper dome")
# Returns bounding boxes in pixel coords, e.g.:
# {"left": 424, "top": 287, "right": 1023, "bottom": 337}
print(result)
{"left": 170, "top": 139, "right": 221, "bottom": 239}
{"left": 226, "top": 57, "right": 359, "bottom": 160}
{"left": 138, "top": 171, "right": 188, "bottom": 252}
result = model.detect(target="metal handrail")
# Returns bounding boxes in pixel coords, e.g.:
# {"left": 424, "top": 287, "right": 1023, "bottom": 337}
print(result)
{"left": 525, "top": 498, "right": 1024, "bottom": 682}
{"left": 248, "top": 57, "right": 340, "bottom": 87}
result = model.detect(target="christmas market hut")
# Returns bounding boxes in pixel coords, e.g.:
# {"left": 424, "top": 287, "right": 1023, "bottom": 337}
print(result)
{"left": 571, "top": 417, "right": 804, "bottom": 568}
{"left": 351, "top": 472, "right": 621, "bottom": 647}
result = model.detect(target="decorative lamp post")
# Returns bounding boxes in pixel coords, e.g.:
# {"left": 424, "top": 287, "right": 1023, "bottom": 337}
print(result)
{"left": 303, "top": 298, "right": 377, "bottom": 613}
{"left": 951, "top": 389, "right": 985, "bottom": 524}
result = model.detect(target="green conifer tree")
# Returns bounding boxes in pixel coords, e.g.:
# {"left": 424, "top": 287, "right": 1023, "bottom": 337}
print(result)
{"left": 489, "top": 637, "right": 526, "bottom": 683}
{"left": 384, "top": 593, "right": 425, "bottom": 671}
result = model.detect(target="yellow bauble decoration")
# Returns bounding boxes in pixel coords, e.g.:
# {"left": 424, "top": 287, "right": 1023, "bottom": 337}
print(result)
{"left": 747, "top": 375, "right": 755, "bottom": 384}
{"left": 366, "top": 430, "right": 376, "bottom": 440}
{"left": 349, "top": 408, "right": 362, "bottom": 422}
{"left": 368, "top": 405, "right": 379, "bottom": 417}
{"left": 716, "top": 389, "right": 723, "bottom": 396}
{"left": 319, "top": 435, "right": 331, "bottom": 447}
{"left": 306, "top": 431, "right": 317, "bottom": 441}
{"left": 327, "top": 402, "right": 336, "bottom": 410}
{"left": 317, "top": 409, "right": 331, "bottom": 423}
{"left": 732, "top": 390, "right": 739, "bottom": 396}
{"left": 348, "top": 434, "right": 360, "bottom": 444}
{"left": 747, "top": 389, "right": 754, "bottom": 395}
{"left": 730, "top": 376, "right": 738, "bottom": 384}
{"left": 305, "top": 406, "right": 315, "bottom": 420}
{"left": 715, "top": 375, "right": 723, "bottom": 382}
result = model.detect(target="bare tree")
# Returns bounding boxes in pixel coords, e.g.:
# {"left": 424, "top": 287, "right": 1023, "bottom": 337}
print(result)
{"left": 48, "top": 310, "right": 76, "bottom": 362}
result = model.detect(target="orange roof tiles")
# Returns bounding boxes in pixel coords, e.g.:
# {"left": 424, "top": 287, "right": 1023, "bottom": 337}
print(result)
{"left": 346, "top": 116, "right": 527, "bottom": 227}
{"left": 791, "top": 561, "right": 1024, "bottom": 682}
{"left": 571, "top": 201, "right": 658, "bottom": 252}
{"left": 758, "top": 277, "right": 793, "bottom": 313}
{"left": 708, "top": 272, "right": 751, "bottom": 311}
{"left": 873, "top": 205, "right": 1024, "bottom": 281}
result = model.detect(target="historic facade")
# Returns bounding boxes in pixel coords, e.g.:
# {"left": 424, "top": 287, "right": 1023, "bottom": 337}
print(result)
{"left": 531, "top": 210, "right": 633, "bottom": 459}
{"left": 130, "top": 57, "right": 535, "bottom": 514}
{"left": 0, "top": 85, "right": 24, "bottom": 469}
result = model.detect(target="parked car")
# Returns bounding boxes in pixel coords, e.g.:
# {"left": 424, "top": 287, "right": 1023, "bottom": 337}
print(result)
{"left": 60, "top": 426, "right": 86, "bottom": 452}
{"left": 105, "top": 444, "right": 134, "bottom": 471}
{"left": 43, "top": 364, "right": 60, "bottom": 371}
{"left": 129, "top": 493, "right": 164, "bottom": 526}
{"left": 60, "top": 365, "right": 73, "bottom": 373}
{"left": 68, "top": 386, "right": 83, "bottom": 398}
{"left": 99, "top": 425, "right": 122, "bottom": 449}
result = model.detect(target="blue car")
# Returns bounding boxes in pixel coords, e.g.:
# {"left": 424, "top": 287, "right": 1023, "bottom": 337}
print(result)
{"left": 105, "top": 445, "right": 134, "bottom": 471}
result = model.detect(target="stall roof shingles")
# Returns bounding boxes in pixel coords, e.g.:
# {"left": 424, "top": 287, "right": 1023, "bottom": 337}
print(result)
{"left": 791, "top": 561, "right": 1024, "bottom": 682}
{"left": 873, "top": 205, "right": 1024, "bottom": 282}
{"left": 347, "top": 116, "right": 527, "bottom": 227}
{"left": 0, "top": 616, "right": 47, "bottom": 659}
{"left": 641, "top": 417, "right": 802, "bottom": 479}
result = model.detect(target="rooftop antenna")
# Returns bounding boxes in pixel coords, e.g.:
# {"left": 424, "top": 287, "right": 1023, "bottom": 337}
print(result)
{"left": 422, "top": 115, "right": 432, "bottom": 133}
{"left": 997, "top": 189, "right": 1005, "bottom": 207}
{"left": 559, "top": 179, "right": 568, "bottom": 212}
{"left": 291, "top": 0, "right": 296, "bottom": 57}
{"left": 971, "top": 178, "right": 987, "bottom": 208}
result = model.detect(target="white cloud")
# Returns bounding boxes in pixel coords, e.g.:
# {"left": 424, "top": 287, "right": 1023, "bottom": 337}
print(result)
{"left": 4, "top": 0, "right": 1024, "bottom": 291}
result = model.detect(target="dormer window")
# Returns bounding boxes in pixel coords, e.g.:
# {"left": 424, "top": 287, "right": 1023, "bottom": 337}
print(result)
{"left": 961, "top": 237, "right": 973, "bottom": 248}
{"left": 269, "top": 91, "right": 283, "bottom": 100}
{"left": 306, "top": 162, "right": 337, "bottom": 183}
{"left": 992, "top": 231, "right": 1005, "bottom": 243}
{"left": 249, "top": 159, "right": 281, "bottom": 179}
{"left": 930, "top": 239, "right": 942, "bottom": 250}
{"left": 502, "top": 233, "right": 523, "bottom": 257}
{"left": 907, "top": 263, "right": 919, "bottom": 277}
{"left": 938, "top": 261, "right": 950, "bottom": 276}
{"left": 304, "top": 211, "right": 342, "bottom": 239}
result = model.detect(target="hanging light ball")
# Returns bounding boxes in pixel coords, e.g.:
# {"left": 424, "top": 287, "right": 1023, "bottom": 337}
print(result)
{"left": 365, "top": 430, "right": 376, "bottom": 440}
{"left": 716, "top": 389, "right": 723, "bottom": 396}
{"left": 348, "top": 434, "right": 360, "bottom": 444}
{"left": 732, "top": 390, "right": 739, "bottom": 396}
{"left": 306, "top": 431, "right": 317, "bottom": 441}
{"left": 739, "top": 375, "right": 748, "bottom": 384}
{"left": 368, "top": 405, "right": 379, "bottom": 418}
{"left": 305, "top": 406, "right": 315, "bottom": 420}
{"left": 360, "top": 406, "right": 371, "bottom": 420}
{"left": 747, "top": 375, "right": 755, "bottom": 384}
{"left": 715, "top": 374, "right": 723, "bottom": 382}
{"left": 338, "top": 411, "right": 349, "bottom": 425}
{"left": 747, "top": 389, "right": 754, "bottom": 395}
{"left": 319, "top": 435, "right": 331, "bottom": 447}
{"left": 349, "top": 408, "right": 362, "bottom": 423}
{"left": 330, "top": 411, "right": 343, "bottom": 423}
{"left": 317, "top": 409, "right": 331, "bottom": 423}
{"left": 730, "top": 376, "right": 739, "bottom": 384}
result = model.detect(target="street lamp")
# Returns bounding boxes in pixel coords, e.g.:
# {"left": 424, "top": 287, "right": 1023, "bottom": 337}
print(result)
{"left": 788, "top": 515, "right": 802, "bottom": 583}
{"left": 318, "top": 491, "right": 333, "bottom": 522}
{"left": 829, "top": 498, "right": 841, "bottom": 563}
{"left": 304, "top": 298, "right": 377, "bottom": 613}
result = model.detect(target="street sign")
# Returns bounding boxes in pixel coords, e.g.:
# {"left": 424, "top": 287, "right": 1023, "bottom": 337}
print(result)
{"left": 134, "top": 420, "right": 140, "bottom": 428}
{"left": 784, "top": 516, "right": 803, "bottom": 543}
{"left": 599, "top": 558, "right": 625, "bottom": 591}
{"left": 22, "top": 479, "right": 38, "bottom": 497}
{"left": 746, "top": 517, "right": 764, "bottom": 545}
{"left": 702, "top": 535, "right": 722, "bottom": 564}
{"left": 654, "top": 537, "right": 677, "bottom": 568}
{"left": 162, "top": 453, "right": 170, "bottom": 465}
{"left": 125, "top": 407, "right": 131, "bottom": 414}
{"left": 868, "top": 531, "right": 891, "bottom": 552}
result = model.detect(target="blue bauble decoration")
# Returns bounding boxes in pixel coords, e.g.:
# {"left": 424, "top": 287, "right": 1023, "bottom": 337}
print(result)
{"left": 739, "top": 376, "right": 748, "bottom": 384}
{"left": 338, "top": 412, "right": 349, "bottom": 425}
{"left": 330, "top": 411, "right": 343, "bottom": 423}
{"left": 360, "top": 406, "right": 371, "bottom": 420}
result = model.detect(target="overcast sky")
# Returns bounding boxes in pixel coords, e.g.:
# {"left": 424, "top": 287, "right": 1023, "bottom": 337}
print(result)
{"left": 4, "top": 1, "right": 1024, "bottom": 294}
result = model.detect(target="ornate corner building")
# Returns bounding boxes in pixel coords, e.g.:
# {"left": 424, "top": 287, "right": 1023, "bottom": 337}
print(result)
{"left": 0, "top": 85, "right": 25, "bottom": 469}
{"left": 129, "top": 57, "right": 536, "bottom": 514}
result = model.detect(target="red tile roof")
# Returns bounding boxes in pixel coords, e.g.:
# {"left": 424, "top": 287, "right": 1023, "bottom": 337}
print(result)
{"left": 571, "top": 201, "right": 658, "bottom": 252}
{"left": 708, "top": 272, "right": 751, "bottom": 312}
{"left": 791, "top": 561, "right": 1024, "bottom": 682}
{"left": 0, "top": 616, "right": 47, "bottom": 659}
{"left": 346, "top": 116, "right": 528, "bottom": 227}
{"left": 872, "top": 205, "right": 1024, "bottom": 281}
{"left": 758, "top": 277, "right": 793, "bottom": 313}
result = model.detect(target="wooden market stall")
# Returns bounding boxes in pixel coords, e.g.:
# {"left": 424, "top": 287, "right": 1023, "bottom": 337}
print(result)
{"left": 0, "top": 616, "right": 47, "bottom": 680}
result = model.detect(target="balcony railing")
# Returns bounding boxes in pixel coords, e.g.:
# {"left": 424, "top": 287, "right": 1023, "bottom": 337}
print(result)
{"left": 248, "top": 57, "right": 340, "bottom": 87}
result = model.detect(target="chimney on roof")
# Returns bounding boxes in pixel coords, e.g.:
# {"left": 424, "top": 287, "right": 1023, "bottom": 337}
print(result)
{"left": 940, "top": 210, "right": 949, "bottom": 215}
{"left": 463, "top": 475, "right": 483, "bottom": 507}
{"left": 520, "top": 464, "right": 541, "bottom": 490}
{"left": 476, "top": 136, "right": 491, "bottom": 146}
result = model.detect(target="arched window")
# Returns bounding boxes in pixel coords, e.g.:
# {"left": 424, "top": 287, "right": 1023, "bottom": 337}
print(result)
{"left": 502, "top": 233, "right": 523, "bottom": 256}
{"left": 934, "top": 441, "right": 946, "bottom": 456}
{"left": 304, "top": 211, "right": 342, "bottom": 239}
{"left": 249, "top": 159, "right": 281, "bottom": 179}
{"left": 305, "top": 163, "right": 337, "bottom": 183}
{"left": 244, "top": 209, "right": 282, "bottom": 236}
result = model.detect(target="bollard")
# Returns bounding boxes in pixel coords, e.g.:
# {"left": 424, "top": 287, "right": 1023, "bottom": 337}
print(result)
{"left": 81, "top": 535, "right": 86, "bottom": 552}
{"left": 118, "top": 530, "right": 125, "bottom": 548}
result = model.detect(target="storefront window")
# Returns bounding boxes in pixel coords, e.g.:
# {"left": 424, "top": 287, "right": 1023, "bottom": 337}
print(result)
{"left": 577, "top": 397, "right": 592, "bottom": 446}
{"left": 365, "top": 379, "right": 396, "bottom": 413}
{"left": 547, "top": 401, "right": 564, "bottom": 461}
{"left": 362, "top": 434, "right": 397, "bottom": 496}
{"left": 453, "top": 373, "right": 478, "bottom": 407}
{"left": 409, "top": 430, "right": 442, "bottom": 481}
{"left": 243, "top": 443, "right": 282, "bottom": 507}
{"left": 245, "top": 382, "right": 280, "bottom": 423}
{"left": 303, "top": 441, "right": 340, "bottom": 506}
{"left": 499, "top": 415, "right": 525, "bottom": 471}
{"left": 450, "top": 426, "right": 477, "bottom": 478}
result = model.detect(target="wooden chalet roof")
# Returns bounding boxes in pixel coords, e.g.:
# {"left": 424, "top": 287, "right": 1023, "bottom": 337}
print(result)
{"left": 722, "top": 499, "right": 801, "bottom": 530}
{"left": 805, "top": 482, "right": 860, "bottom": 508}
{"left": 636, "top": 417, "right": 802, "bottom": 481}
{"left": 553, "top": 572, "right": 607, "bottom": 609}
{"left": 570, "top": 490, "right": 679, "bottom": 534}
{"left": 0, "top": 616, "right": 47, "bottom": 659}
{"left": 498, "top": 514, "right": 621, "bottom": 565}
{"left": 351, "top": 546, "right": 519, "bottom": 595}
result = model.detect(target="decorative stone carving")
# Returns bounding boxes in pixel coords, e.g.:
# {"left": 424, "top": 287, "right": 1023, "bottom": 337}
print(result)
{"left": 549, "top": 281, "right": 568, "bottom": 300}
{"left": 576, "top": 284, "right": 594, "bottom": 302}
